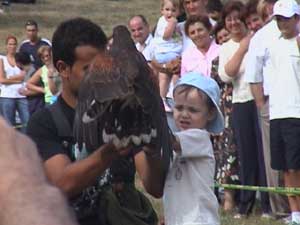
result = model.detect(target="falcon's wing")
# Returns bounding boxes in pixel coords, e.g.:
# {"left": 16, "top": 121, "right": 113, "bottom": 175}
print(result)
{"left": 74, "top": 25, "right": 173, "bottom": 171}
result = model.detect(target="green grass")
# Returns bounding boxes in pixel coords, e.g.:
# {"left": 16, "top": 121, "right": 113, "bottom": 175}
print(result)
{"left": 0, "top": 0, "right": 160, "bottom": 53}
{"left": 0, "top": 0, "right": 291, "bottom": 224}
{"left": 136, "top": 175, "right": 287, "bottom": 225}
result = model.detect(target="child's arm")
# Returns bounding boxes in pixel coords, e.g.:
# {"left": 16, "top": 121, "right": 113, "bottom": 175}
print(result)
{"left": 163, "top": 17, "right": 177, "bottom": 41}
{"left": 173, "top": 129, "right": 213, "bottom": 158}
{"left": 172, "top": 135, "right": 181, "bottom": 153}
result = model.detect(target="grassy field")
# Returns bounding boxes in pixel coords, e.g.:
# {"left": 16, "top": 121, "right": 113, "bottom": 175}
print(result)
{"left": 0, "top": 0, "right": 288, "bottom": 224}
{"left": 0, "top": 0, "right": 160, "bottom": 53}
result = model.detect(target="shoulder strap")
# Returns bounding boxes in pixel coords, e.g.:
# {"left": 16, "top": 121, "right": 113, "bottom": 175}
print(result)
{"left": 48, "top": 100, "right": 72, "bottom": 138}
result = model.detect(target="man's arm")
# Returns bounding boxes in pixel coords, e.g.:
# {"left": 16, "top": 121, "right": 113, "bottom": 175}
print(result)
{"left": 0, "top": 118, "right": 77, "bottom": 225}
{"left": 27, "top": 107, "right": 132, "bottom": 198}
{"left": 250, "top": 83, "right": 266, "bottom": 109}
{"left": 244, "top": 30, "right": 268, "bottom": 109}
{"left": 44, "top": 144, "right": 123, "bottom": 197}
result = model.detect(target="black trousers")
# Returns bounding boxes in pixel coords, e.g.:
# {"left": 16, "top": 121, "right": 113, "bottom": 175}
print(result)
{"left": 232, "top": 100, "right": 270, "bottom": 214}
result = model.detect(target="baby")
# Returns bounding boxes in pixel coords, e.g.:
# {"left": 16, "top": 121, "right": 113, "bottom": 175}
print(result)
{"left": 153, "top": 0, "right": 182, "bottom": 112}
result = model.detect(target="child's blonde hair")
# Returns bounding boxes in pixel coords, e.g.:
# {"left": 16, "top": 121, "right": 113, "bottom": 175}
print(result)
{"left": 161, "top": 0, "right": 180, "bottom": 9}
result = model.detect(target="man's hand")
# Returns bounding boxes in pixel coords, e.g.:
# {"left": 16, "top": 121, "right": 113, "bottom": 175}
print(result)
{"left": 99, "top": 143, "right": 132, "bottom": 163}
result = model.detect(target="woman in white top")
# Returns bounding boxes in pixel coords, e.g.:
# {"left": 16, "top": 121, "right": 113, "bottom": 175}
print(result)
{"left": 0, "top": 35, "right": 29, "bottom": 133}
{"left": 218, "top": 1, "right": 270, "bottom": 217}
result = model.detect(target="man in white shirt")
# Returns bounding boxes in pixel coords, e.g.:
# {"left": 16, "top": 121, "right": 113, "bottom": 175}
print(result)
{"left": 128, "top": 15, "right": 154, "bottom": 62}
{"left": 244, "top": 0, "right": 290, "bottom": 217}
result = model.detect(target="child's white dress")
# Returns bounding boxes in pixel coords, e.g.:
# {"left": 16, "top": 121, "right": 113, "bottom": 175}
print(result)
{"left": 152, "top": 16, "right": 182, "bottom": 63}
{"left": 163, "top": 129, "right": 220, "bottom": 225}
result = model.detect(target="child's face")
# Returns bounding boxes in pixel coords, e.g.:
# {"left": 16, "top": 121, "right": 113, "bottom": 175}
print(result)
{"left": 41, "top": 50, "right": 52, "bottom": 65}
{"left": 216, "top": 28, "right": 230, "bottom": 45}
{"left": 161, "top": 0, "right": 179, "bottom": 19}
{"left": 173, "top": 88, "right": 214, "bottom": 131}
{"left": 276, "top": 15, "right": 300, "bottom": 39}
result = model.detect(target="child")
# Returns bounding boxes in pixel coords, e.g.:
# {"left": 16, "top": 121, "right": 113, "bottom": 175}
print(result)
{"left": 163, "top": 72, "right": 224, "bottom": 225}
{"left": 153, "top": 0, "right": 182, "bottom": 112}
{"left": 213, "top": 22, "right": 230, "bottom": 45}
{"left": 268, "top": 0, "right": 300, "bottom": 224}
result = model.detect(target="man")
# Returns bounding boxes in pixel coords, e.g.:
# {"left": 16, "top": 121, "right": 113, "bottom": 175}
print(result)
{"left": 267, "top": 0, "right": 300, "bottom": 223}
{"left": 19, "top": 20, "right": 51, "bottom": 115}
{"left": 19, "top": 20, "right": 51, "bottom": 70}
{"left": 128, "top": 15, "right": 154, "bottom": 62}
{"left": 244, "top": 0, "right": 290, "bottom": 218}
{"left": 27, "top": 17, "right": 165, "bottom": 225}
{"left": 0, "top": 118, "right": 77, "bottom": 225}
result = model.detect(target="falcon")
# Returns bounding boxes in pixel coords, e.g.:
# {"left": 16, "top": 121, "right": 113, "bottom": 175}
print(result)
{"left": 74, "top": 25, "right": 173, "bottom": 168}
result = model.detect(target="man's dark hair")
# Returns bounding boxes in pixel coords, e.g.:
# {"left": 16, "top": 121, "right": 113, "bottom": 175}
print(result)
{"left": 25, "top": 19, "right": 38, "bottom": 28}
{"left": 206, "top": 0, "right": 223, "bottom": 14}
{"left": 52, "top": 17, "right": 107, "bottom": 68}
{"left": 244, "top": 0, "right": 259, "bottom": 19}
{"left": 15, "top": 52, "right": 31, "bottom": 66}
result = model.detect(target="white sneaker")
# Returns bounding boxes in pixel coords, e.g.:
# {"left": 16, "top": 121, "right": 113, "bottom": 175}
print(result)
{"left": 282, "top": 215, "right": 292, "bottom": 224}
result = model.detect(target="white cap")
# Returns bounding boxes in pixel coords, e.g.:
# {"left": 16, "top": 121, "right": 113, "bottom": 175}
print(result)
{"left": 273, "top": 0, "right": 300, "bottom": 18}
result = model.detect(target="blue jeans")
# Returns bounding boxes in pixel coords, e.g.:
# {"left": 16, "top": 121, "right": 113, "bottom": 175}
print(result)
{"left": 0, "top": 98, "right": 29, "bottom": 133}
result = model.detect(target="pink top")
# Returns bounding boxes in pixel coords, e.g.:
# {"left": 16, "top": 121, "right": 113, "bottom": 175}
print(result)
{"left": 181, "top": 40, "right": 220, "bottom": 77}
